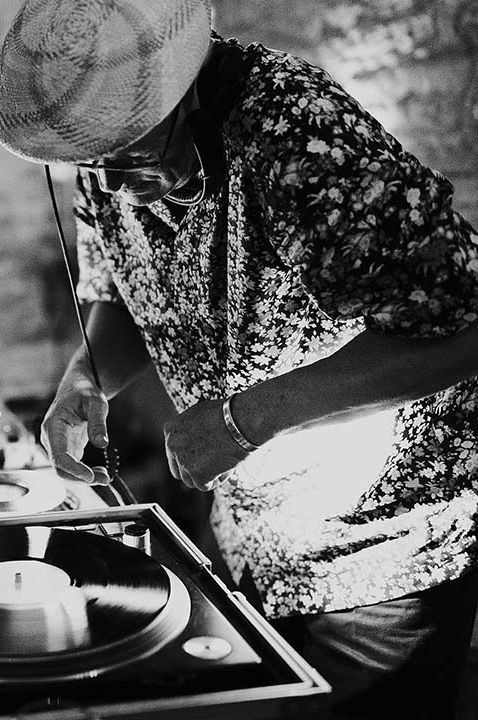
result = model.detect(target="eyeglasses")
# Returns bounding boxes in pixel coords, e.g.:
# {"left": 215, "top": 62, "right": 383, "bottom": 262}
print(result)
{"left": 74, "top": 103, "right": 181, "bottom": 178}
{"left": 75, "top": 159, "right": 163, "bottom": 175}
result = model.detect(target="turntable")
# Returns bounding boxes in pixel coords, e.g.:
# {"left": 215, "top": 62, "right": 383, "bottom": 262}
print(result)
{"left": 0, "top": 128, "right": 331, "bottom": 719}
{"left": 0, "top": 467, "right": 74, "bottom": 515}
{"left": 0, "top": 503, "right": 331, "bottom": 719}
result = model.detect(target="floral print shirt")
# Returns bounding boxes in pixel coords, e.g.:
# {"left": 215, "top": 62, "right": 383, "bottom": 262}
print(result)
{"left": 75, "top": 35, "right": 478, "bottom": 619}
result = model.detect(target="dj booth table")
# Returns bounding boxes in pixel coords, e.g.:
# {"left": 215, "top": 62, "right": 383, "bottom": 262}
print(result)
{"left": 0, "top": 465, "right": 331, "bottom": 720}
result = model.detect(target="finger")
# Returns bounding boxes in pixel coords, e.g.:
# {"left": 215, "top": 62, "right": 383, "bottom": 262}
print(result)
{"left": 51, "top": 452, "right": 95, "bottom": 484}
{"left": 41, "top": 418, "right": 89, "bottom": 478}
{"left": 91, "top": 465, "right": 111, "bottom": 486}
{"left": 180, "top": 468, "right": 195, "bottom": 490}
{"left": 40, "top": 419, "right": 55, "bottom": 457}
{"left": 53, "top": 467, "right": 93, "bottom": 484}
{"left": 164, "top": 442, "right": 181, "bottom": 481}
{"left": 199, "top": 479, "right": 215, "bottom": 493}
{"left": 84, "top": 393, "right": 109, "bottom": 448}
{"left": 202, "top": 471, "right": 230, "bottom": 493}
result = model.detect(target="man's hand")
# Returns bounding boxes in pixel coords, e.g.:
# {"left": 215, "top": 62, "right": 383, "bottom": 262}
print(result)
{"left": 40, "top": 362, "right": 110, "bottom": 485}
{"left": 164, "top": 399, "right": 248, "bottom": 492}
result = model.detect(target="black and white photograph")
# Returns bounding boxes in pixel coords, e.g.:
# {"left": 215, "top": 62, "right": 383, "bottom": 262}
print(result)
{"left": 0, "top": 1, "right": 478, "bottom": 718}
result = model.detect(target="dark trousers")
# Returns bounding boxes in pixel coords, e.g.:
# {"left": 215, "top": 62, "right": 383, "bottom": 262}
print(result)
{"left": 200, "top": 523, "right": 478, "bottom": 720}
{"left": 273, "top": 570, "right": 478, "bottom": 720}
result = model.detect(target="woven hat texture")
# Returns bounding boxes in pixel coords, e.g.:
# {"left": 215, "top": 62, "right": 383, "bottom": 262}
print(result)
{"left": 0, "top": 0, "right": 211, "bottom": 163}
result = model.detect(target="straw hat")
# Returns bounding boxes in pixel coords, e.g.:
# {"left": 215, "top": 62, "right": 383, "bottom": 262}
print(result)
{"left": 0, "top": 0, "right": 211, "bottom": 163}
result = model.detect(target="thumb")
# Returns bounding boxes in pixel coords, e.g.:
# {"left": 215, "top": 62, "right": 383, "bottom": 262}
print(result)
{"left": 84, "top": 392, "right": 109, "bottom": 448}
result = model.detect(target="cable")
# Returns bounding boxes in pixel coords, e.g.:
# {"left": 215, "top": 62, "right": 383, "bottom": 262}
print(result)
{"left": 45, "top": 165, "right": 138, "bottom": 505}
{"left": 45, "top": 166, "right": 102, "bottom": 388}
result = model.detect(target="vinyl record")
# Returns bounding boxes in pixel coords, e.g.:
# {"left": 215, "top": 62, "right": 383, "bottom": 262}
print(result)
{"left": 0, "top": 527, "right": 191, "bottom": 683}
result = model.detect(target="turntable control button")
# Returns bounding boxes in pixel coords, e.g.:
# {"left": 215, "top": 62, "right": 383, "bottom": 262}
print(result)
{"left": 182, "top": 636, "right": 232, "bottom": 661}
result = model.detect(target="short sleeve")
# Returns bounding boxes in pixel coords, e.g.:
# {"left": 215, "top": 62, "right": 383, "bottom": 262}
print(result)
{"left": 74, "top": 170, "right": 124, "bottom": 305}
{"left": 250, "top": 54, "right": 478, "bottom": 338}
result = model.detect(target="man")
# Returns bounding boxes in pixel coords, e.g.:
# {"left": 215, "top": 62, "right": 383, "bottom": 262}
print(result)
{"left": 1, "top": 1, "right": 478, "bottom": 717}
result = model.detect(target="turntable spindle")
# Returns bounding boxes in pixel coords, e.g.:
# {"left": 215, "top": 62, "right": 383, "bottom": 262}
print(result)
{"left": 14, "top": 570, "right": 21, "bottom": 588}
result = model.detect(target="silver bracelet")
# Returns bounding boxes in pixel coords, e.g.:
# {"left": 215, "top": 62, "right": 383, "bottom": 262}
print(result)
{"left": 222, "top": 394, "right": 259, "bottom": 452}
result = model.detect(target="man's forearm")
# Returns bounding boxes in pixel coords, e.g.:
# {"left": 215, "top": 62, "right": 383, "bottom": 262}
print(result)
{"left": 234, "top": 321, "right": 478, "bottom": 445}
{"left": 63, "top": 300, "right": 151, "bottom": 399}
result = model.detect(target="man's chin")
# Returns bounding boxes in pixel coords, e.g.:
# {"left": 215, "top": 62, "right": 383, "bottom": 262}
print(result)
{"left": 119, "top": 184, "right": 171, "bottom": 206}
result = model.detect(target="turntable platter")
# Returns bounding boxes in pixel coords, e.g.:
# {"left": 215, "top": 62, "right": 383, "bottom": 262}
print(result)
{"left": 0, "top": 528, "right": 191, "bottom": 683}
{"left": 0, "top": 469, "right": 66, "bottom": 514}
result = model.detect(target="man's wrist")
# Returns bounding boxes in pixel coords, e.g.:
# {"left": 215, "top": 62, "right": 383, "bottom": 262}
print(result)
{"left": 224, "top": 367, "right": 314, "bottom": 448}
{"left": 222, "top": 394, "right": 259, "bottom": 452}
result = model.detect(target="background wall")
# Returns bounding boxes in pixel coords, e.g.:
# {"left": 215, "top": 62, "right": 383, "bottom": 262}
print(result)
{"left": 215, "top": 0, "right": 478, "bottom": 224}
{"left": 0, "top": 0, "right": 477, "bottom": 509}
{"left": 0, "top": 0, "right": 80, "bottom": 401}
